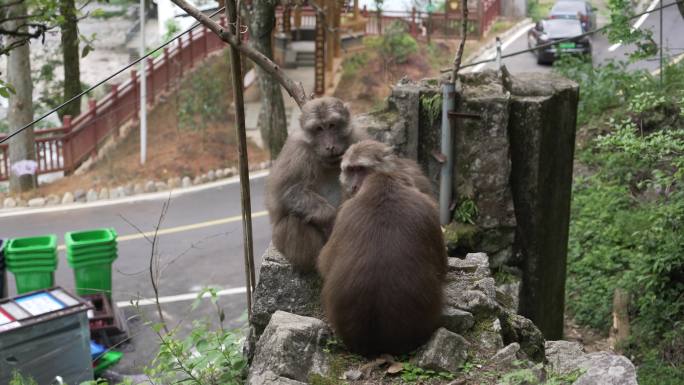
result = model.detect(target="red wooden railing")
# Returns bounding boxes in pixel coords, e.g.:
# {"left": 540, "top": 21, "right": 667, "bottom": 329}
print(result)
{"left": 0, "top": 18, "right": 230, "bottom": 181}
{"left": 0, "top": 3, "right": 500, "bottom": 181}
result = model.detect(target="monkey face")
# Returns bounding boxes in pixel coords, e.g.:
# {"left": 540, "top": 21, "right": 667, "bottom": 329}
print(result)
{"left": 299, "top": 97, "right": 352, "bottom": 165}
{"left": 341, "top": 140, "right": 396, "bottom": 195}
{"left": 341, "top": 165, "right": 369, "bottom": 195}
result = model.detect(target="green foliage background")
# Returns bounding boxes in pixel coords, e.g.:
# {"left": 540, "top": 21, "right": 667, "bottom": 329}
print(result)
{"left": 555, "top": 56, "right": 684, "bottom": 385}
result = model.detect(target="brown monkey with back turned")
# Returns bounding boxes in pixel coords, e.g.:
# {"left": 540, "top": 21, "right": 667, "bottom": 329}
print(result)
{"left": 318, "top": 139, "right": 447, "bottom": 356}
{"left": 265, "top": 97, "right": 362, "bottom": 273}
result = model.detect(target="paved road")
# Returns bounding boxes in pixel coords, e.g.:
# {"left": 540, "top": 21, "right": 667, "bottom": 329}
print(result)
{"left": 1, "top": 174, "right": 272, "bottom": 374}
{"left": 473, "top": 0, "right": 684, "bottom": 74}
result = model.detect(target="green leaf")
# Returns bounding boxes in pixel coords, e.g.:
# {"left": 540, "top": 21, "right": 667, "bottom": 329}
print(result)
{"left": 81, "top": 45, "right": 93, "bottom": 58}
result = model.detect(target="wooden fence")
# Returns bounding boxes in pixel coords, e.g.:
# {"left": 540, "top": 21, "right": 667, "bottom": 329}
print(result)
{"left": 0, "top": 19, "right": 229, "bottom": 181}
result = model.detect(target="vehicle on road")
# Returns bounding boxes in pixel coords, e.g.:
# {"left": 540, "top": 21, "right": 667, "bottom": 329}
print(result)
{"left": 527, "top": 19, "right": 592, "bottom": 64}
{"left": 549, "top": 0, "right": 597, "bottom": 31}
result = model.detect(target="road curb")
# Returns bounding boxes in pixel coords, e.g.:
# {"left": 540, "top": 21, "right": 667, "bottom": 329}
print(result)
{"left": 464, "top": 17, "right": 534, "bottom": 66}
{"left": 0, "top": 170, "right": 270, "bottom": 218}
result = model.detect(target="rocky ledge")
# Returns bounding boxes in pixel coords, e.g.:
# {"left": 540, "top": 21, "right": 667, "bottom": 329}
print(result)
{"left": 246, "top": 245, "right": 637, "bottom": 385}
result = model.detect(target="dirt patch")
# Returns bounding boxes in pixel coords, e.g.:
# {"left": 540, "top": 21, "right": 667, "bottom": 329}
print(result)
{"left": 334, "top": 38, "right": 479, "bottom": 114}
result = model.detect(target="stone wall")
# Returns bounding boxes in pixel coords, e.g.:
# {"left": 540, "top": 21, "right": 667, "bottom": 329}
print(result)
{"left": 356, "top": 70, "right": 579, "bottom": 339}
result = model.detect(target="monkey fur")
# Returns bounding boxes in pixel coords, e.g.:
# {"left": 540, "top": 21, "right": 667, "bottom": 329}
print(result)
{"left": 318, "top": 140, "right": 447, "bottom": 356}
{"left": 265, "top": 96, "right": 361, "bottom": 273}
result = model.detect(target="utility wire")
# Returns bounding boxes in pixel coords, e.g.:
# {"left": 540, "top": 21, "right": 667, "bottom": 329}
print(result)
{"left": 0, "top": 6, "right": 227, "bottom": 145}
{"left": 447, "top": 0, "right": 684, "bottom": 71}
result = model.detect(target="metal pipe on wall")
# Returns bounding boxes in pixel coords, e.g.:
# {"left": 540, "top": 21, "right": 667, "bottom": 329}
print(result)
{"left": 439, "top": 82, "right": 456, "bottom": 225}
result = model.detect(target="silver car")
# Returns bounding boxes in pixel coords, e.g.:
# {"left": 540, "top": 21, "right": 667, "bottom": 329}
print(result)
{"left": 549, "top": 0, "right": 597, "bottom": 31}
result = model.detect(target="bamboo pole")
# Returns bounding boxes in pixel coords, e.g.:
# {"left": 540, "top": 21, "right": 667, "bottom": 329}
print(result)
{"left": 225, "top": 0, "right": 256, "bottom": 317}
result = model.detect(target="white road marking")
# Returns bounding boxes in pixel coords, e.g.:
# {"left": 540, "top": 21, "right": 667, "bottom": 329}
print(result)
{"left": 55, "top": 210, "right": 269, "bottom": 251}
{"left": 470, "top": 23, "right": 536, "bottom": 72}
{"left": 0, "top": 170, "right": 269, "bottom": 218}
{"left": 608, "top": 0, "right": 661, "bottom": 52}
{"left": 116, "top": 286, "right": 247, "bottom": 307}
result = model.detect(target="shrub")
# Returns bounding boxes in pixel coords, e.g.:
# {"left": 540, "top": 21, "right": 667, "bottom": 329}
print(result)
{"left": 364, "top": 21, "right": 418, "bottom": 65}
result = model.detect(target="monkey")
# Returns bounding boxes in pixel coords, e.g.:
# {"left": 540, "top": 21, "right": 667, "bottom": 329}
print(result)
{"left": 338, "top": 139, "right": 434, "bottom": 199}
{"left": 265, "top": 96, "right": 361, "bottom": 273}
{"left": 317, "top": 140, "right": 447, "bottom": 356}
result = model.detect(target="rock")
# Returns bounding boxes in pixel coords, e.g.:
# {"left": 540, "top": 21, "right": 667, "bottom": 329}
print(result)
{"left": 573, "top": 352, "right": 638, "bottom": 385}
{"left": 342, "top": 369, "right": 363, "bottom": 381}
{"left": 496, "top": 277, "right": 521, "bottom": 312}
{"left": 443, "top": 222, "right": 482, "bottom": 257}
{"left": 224, "top": 167, "right": 234, "bottom": 177}
{"left": 115, "top": 186, "right": 126, "bottom": 198}
{"left": 133, "top": 183, "right": 144, "bottom": 195}
{"left": 216, "top": 169, "right": 225, "bottom": 179}
{"left": 207, "top": 170, "right": 216, "bottom": 181}
{"left": 544, "top": 340, "right": 585, "bottom": 375}
{"left": 73, "top": 189, "right": 86, "bottom": 202}
{"left": 2, "top": 197, "right": 16, "bottom": 208}
{"left": 99, "top": 188, "right": 109, "bottom": 200}
{"left": 247, "top": 311, "right": 330, "bottom": 385}
{"left": 193, "top": 176, "right": 202, "bottom": 185}
{"left": 168, "top": 177, "right": 182, "bottom": 189}
{"left": 545, "top": 342, "right": 637, "bottom": 385}
{"left": 248, "top": 371, "right": 306, "bottom": 385}
{"left": 250, "top": 244, "right": 323, "bottom": 337}
{"left": 45, "top": 194, "right": 60, "bottom": 206}
{"left": 182, "top": 176, "right": 192, "bottom": 188}
{"left": 500, "top": 312, "right": 545, "bottom": 362}
{"left": 471, "top": 317, "right": 504, "bottom": 354}
{"left": 441, "top": 308, "right": 475, "bottom": 334}
{"left": 144, "top": 181, "right": 156, "bottom": 193}
{"left": 260, "top": 161, "right": 270, "bottom": 169}
{"left": 155, "top": 181, "right": 168, "bottom": 191}
{"left": 28, "top": 197, "right": 46, "bottom": 207}
{"left": 86, "top": 189, "right": 98, "bottom": 202}
{"left": 124, "top": 183, "right": 134, "bottom": 196}
{"left": 490, "top": 342, "right": 520, "bottom": 367}
{"left": 411, "top": 328, "right": 469, "bottom": 372}
{"left": 108, "top": 188, "right": 119, "bottom": 199}
{"left": 16, "top": 199, "right": 27, "bottom": 207}
{"left": 61, "top": 192, "right": 74, "bottom": 205}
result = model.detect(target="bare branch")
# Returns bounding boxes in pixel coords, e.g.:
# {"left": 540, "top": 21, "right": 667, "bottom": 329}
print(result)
{"left": 452, "top": 0, "right": 468, "bottom": 82}
{"left": 150, "top": 195, "right": 172, "bottom": 334}
{"left": 169, "top": 0, "right": 310, "bottom": 108}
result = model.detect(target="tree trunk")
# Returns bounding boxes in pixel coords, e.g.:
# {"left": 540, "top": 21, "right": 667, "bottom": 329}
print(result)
{"left": 6, "top": 1, "right": 37, "bottom": 193}
{"left": 60, "top": 0, "right": 82, "bottom": 120}
{"left": 248, "top": 0, "right": 288, "bottom": 159}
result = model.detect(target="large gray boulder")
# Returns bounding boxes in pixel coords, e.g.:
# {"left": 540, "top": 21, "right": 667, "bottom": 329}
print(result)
{"left": 247, "top": 311, "right": 330, "bottom": 385}
{"left": 250, "top": 244, "right": 323, "bottom": 337}
{"left": 545, "top": 341, "right": 638, "bottom": 385}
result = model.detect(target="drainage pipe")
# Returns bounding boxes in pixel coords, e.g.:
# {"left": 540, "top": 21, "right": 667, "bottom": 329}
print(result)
{"left": 439, "top": 82, "right": 456, "bottom": 225}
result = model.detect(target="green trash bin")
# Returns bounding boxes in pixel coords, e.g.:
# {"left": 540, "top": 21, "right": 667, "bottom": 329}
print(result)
{"left": 10, "top": 265, "right": 56, "bottom": 294}
{"left": 70, "top": 257, "right": 116, "bottom": 296}
{"left": 5, "top": 235, "right": 58, "bottom": 294}
{"left": 65, "top": 228, "right": 117, "bottom": 251}
{"left": 6, "top": 235, "right": 57, "bottom": 255}
{"left": 65, "top": 228, "right": 118, "bottom": 297}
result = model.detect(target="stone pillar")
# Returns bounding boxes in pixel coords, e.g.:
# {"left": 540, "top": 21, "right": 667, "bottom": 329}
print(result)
{"left": 507, "top": 73, "right": 578, "bottom": 340}
{"left": 453, "top": 72, "right": 516, "bottom": 268}
{"left": 354, "top": 72, "right": 578, "bottom": 341}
